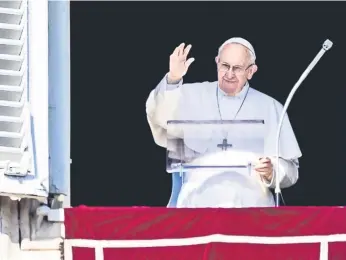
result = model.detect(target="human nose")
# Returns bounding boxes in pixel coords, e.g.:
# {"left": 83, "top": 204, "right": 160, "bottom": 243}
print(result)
{"left": 225, "top": 68, "right": 236, "bottom": 77}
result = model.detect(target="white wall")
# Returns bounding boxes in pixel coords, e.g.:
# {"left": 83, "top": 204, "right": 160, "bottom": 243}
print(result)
{"left": 0, "top": 0, "right": 69, "bottom": 259}
{"left": 0, "top": 197, "right": 63, "bottom": 260}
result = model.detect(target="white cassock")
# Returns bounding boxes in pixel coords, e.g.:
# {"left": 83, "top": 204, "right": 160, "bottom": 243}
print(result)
{"left": 146, "top": 74, "right": 302, "bottom": 208}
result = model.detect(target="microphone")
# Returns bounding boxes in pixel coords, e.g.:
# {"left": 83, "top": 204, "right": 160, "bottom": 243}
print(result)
{"left": 274, "top": 39, "right": 333, "bottom": 207}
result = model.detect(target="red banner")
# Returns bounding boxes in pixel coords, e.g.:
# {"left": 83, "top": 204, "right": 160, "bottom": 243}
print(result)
{"left": 64, "top": 206, "right": 346, "bottom": 260}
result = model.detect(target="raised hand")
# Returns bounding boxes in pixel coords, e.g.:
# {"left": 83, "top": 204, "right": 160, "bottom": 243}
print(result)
{"left": 168, "top": 43, "right": 194, "bottom": 82}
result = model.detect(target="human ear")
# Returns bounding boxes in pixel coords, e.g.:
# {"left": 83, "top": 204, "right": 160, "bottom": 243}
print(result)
{"left": 247, "top": 64, "right": 258, "bottom": 80}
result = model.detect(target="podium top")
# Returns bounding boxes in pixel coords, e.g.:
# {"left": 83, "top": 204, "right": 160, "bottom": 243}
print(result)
{"left": 166, "top": 119, "right": 266, "bottom": 140}
{"left": 167, "top": 120, "right": 265, "bottom": 125}
{"left": 166, "top": 119, "right": 266, "bottom": 173}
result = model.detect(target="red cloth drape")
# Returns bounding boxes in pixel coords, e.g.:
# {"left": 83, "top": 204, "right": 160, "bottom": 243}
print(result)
{"left": 64, "top": 206, "right": 346, "bottom": 260}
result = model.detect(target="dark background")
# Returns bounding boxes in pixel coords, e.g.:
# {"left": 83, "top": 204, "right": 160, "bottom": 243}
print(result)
{"left": 70, "top": 1, "right": 346, "bottom": 207}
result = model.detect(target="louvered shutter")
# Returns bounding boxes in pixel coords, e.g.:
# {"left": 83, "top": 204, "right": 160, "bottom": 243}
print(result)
{"left": 0, "top": 1, "right": 31, "bottom": 177}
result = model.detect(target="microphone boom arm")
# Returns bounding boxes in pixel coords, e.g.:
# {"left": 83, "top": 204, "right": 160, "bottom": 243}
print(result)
{"left": 274, "top": 39, "right": 333, "bottom": 207}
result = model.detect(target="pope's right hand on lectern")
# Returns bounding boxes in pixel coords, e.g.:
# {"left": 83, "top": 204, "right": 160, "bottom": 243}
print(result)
{"left": 167, "top": 43, "right": 195, "bottom": 83}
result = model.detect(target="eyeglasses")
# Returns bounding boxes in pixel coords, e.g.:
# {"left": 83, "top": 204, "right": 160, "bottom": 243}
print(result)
{"left": 217, "top": 61, "right": 254, "bottom": 75}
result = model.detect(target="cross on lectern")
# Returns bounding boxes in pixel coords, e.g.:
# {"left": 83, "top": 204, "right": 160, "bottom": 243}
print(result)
{"left": 217, "top": 138, "right": 232, "bottom": 151}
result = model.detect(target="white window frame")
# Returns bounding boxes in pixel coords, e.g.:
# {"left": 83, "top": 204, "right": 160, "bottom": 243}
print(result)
{"left": 0, "top": 0, "right": 49, "bottom": 199}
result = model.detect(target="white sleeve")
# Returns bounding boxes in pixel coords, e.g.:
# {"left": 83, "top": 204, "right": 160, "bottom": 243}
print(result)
{"left": 145, "top": 73, "right": 184, "bottom": 148}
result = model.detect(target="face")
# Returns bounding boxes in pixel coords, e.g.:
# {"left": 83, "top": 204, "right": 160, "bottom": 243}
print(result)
{"left": 215, "top": 43, "right": 258, "bottom": 96}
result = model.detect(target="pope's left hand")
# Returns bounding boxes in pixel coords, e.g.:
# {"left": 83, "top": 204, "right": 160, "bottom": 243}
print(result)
{"left": 254, "top": 157, "right": 273, "bottom": 181}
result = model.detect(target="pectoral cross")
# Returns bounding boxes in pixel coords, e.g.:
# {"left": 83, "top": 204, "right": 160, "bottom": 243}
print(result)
{"left": 217, "top": 138, "right": 232, "bottom": 151}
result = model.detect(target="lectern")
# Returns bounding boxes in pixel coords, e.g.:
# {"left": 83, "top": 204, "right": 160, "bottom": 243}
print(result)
{"left": 166, "top": 119, "right": 271, "bottom": 208}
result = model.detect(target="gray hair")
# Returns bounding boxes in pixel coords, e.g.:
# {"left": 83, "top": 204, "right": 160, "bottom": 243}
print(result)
{"left": 217, "top": 37, "right": 256, "bottom": 64}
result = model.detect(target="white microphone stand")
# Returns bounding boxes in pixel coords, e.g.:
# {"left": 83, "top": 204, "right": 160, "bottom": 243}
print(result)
{"left": 275, "top": 39, "right": 333, "bottom": 207}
